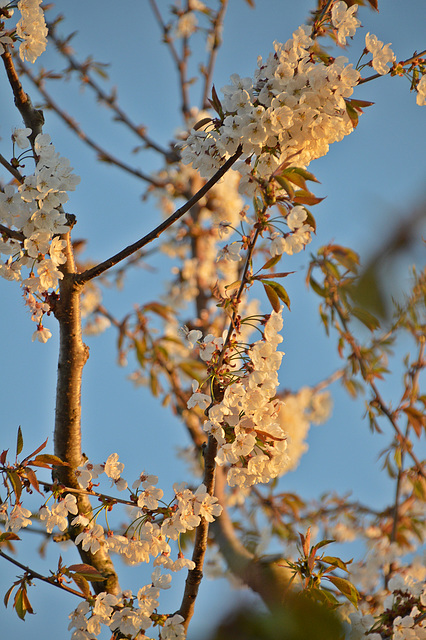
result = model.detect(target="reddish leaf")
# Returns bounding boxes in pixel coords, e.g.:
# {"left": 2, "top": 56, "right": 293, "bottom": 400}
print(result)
{"left": 22, "top": 438, "right": 48, "bottom": 463}
{"left": 24, "top": 467, "right": 42, "bottom": 495}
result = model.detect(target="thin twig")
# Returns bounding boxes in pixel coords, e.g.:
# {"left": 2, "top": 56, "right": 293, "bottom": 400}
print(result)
{"left": 358, "top": 49, "right": 426, "bottom": 85}
{"left": 0, "top": 223, "right": 25, "bottom": 242}
{"left": 0, "top": 153, "right": 24, "bottom": 182}
{"left": 149, "top": 0, "right": 190, "bottom": 116}
{"left": 46, "top": 23, "right": 173, "bottom": 160}
{"left": 76, "top": 147, "right": 242, "bottom": 284}
{"left": 0, "top": 549, "right": 87, "bottom": 599}
{"left": 14, "top": 57, "right": 164, "bottom": 188}
{"left": 201, "top": 1, "right": 229, "bottom": 110}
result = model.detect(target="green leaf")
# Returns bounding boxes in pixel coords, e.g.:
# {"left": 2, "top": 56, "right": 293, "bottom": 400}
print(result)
{"left": 262, "top": 280, "right": 290, "bottom": 310}
{"left": 4, "top": 583, "right": 15, "bottom": 608}
{"left": 327, "top": 575, "right": 359, "bottom": 607}
{"left": 351, "top": 307, "right": 380, "bottom": 331}
{"left": 321, "top": 556, "right": 350, "bottom": 572}
{"left": 30, "top": 454, "right": 69, "bottom": 467}
{"left": 274, "top": 175, "right": 295, "bottom": 198}
{"left": 262, "top": 282, "right": 281, "bottom": 313}
{"left": 0, "top": 532, "right": 20, "bottom": 543}
{"left": 309, "top": 277, "right": 326, "bottom": 298}
{"left": 293, "top": 190, "right": 325, "bottom": 206}
{"left": 7, "top": 469, "right": 22, "bottom": 502}
{"left": 345, "top": 101, "right": 359, "bottom": 128}
{"left": 329, "top": 245, "right": 359, "bottom": 272}
{"left": 260, "top": 255, "right": 281, "bottom": 271}
{"left": 72, "top": 575, "right": 91, "bottom": 598}
{"left": 16, "top": 426, "right": 23, "bottom": 457}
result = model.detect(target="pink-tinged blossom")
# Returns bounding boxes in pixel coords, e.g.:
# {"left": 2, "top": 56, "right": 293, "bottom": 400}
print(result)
{"left": 32, "top": 325, "right": 52, "bottom": 343}
{"left": 161, "top": 614, "right": 186, "bottom": 640}
{"left": 331, "top": 1, "right": 361, "bottom": 46}
{"left": 16, "top": 0, "right": 48, "bottom": 63}
{"left": 151, "top": 566, "right": 172, "bottom": 590}
{"left": 416, "top": 75, "right": 426, "bottom": 106}
{"left": 103, "top": 453, "right": 124, "bottom": 479}
{"left": 365, "top": 33, "right": 395, "bottom": 75}
{"left": 75, "top": 523, "right": 105, "bottom": 554}
{"left": 6, "top": 504, "right": 32, "bottom": 532}
{"left": 12, "top": 127, "right": 32, "bottom": 149}
{"left": 0, "top": 31, "right": 13, "bottom": 55}
{"left": 137, "top": 485, "right": 163, "bottom": 510}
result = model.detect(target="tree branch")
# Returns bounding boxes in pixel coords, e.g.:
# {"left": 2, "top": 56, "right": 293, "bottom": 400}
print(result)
{"left": 358, "top": 49, "right": 426, "bottom": 85}
{"left": 53, "top": 231, "right": 120, "bottom": 595}
{"left": 13, "top": 56, "right": 164, "bottom": 188}
{"left": 76, "top": 147, "right": 242, "bottom": 285}
{"left": 201, "top": 1, "right": 229, "bottom": 110}
{"left": 46, "top": 22, "right": 174, "bottom": 160}
{"left": 0, "top": 153, "right": 24, "bottom": 182}
{"left": 178, "top": 434, "right": 217, "bottom": 631}
{"left": 1, "top": 49, "right": 44, "bottom": 146}
{"left": 0, "top": 549, "right": 87, "bottom": 599}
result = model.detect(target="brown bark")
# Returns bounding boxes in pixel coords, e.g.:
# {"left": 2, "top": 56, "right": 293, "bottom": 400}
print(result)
{"left": 53, "top": 233, "right": 120, "bottom": 595}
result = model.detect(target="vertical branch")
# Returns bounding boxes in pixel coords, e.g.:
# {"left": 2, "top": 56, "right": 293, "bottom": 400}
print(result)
{"left": 201, "top": 0, "right": 229, "bottom": 110}
{"left": 53, "top": 232, "right": 120, "bottom": 594}
{"left": 178, "top": 435, "right": 217, "bottom": 630}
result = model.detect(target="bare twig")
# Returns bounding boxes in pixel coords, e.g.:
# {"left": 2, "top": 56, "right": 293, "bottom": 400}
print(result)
{"left": 14, "top": 57, "right": 164, "bottom": 188}
{"left": 76, "top": 147, "right": 242, "bottom": 284}
{"left": 0, "top": 153, "right": 24, "bottom": 182}
{"left": 358, "top": 49, "right": 426, "bottom": 85}
{"left": 201, "top": 1, "right": 229, "bottom": 110}
{"left": 0, "top": 549, "right": 87, "bottom": 599}
{"left": 46, "top": 22, "right": 173, "bottom": 160}
{"left": 149, "top": 0, "right": 190, "bottom": 116}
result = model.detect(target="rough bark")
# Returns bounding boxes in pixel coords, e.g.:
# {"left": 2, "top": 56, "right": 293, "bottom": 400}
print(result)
{"left": 53, "top": 232, "right": 120, "bottom": 595}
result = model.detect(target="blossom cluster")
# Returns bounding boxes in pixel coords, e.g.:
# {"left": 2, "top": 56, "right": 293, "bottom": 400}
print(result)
{"left": 187, "top": 309, "right": 290, "bottom": 488}
{"left": 16, "top": 0, "right": 48, "bottom": 63}
{"left": 69, "top": 585, "right": 185, "bottom": 640}
{"left": 0, "top": 451, "right": 222, "bottom": 638}
{"left": 277, "top": 387, "right": 332, "bottom": 471}
{"left": 349, "top": 572, "right": 426, "bottom": 640}
{"left": 180, "top": 21, "right": 360, "bottom": 187}
{"left": 0, "top": 130, "right": 80, "bottom": 342}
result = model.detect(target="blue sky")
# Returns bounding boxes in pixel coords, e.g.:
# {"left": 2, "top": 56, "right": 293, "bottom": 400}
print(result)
{"left": 1, "top": 1, "right": 425, "bottom": 637}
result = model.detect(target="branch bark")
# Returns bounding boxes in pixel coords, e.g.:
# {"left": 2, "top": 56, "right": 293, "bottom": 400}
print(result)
{"left": 53, "top": 232, "right": 120, "bottom": 595}
{"left": 76, "top": 147, "right": 242, "bottom": 285}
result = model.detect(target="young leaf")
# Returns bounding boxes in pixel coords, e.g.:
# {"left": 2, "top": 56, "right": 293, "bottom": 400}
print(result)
{"left": 262, "top": 280, "right": 291, "bottom": 310}
{"left": 16, "top": 426, "right": 23, "bottom": 457}
{"left": 327, "top": 575, "right": 359, "bottom": 607}
{"left": 262, "top": 282, "right": 281, "bottom": 313}
{"left": 351, "top": 307, "right": 380, "bottom": 331}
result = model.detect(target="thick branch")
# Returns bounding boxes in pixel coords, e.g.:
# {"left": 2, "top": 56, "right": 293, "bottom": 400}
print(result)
{"left": 1, "top": 50, "right": 44, "bottom": 144}
{"left": 76, "top": 148, "right": 242, "bottom": 284}
{"left": 210, "top": 467, "right": 293, "bottom": 609}
{"left": 53, "top": 232, "right": 120, "bottom": 595}
{"left": 178, "top": 434, "right": 217, "bottom": 631}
